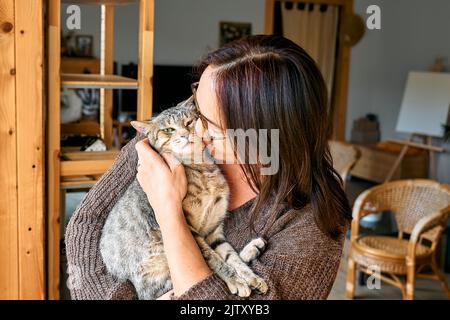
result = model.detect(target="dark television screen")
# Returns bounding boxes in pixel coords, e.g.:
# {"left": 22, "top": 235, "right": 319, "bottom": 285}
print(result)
{"left": 119, "top": 64, "right": 196, "bottom": 117}
{"left": 153, "top": 65, "right": 196, "bottom": 114}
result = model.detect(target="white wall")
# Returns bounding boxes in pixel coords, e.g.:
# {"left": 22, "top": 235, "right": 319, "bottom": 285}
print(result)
{"left": 347, "top": 0, "right": 450, "bottom": 183}
{"left": 154, "top": 0, "right": 266, "bottom": 65}
{"left": 61, "top": 0, "right": 450, "bottom": 182}
{"left": 62, "top": 0, "right": 266, "bottom": 66}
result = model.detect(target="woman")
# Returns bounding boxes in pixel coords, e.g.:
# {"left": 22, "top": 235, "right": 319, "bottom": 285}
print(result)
{"left": 65, "top": 35, "right": 351, "bottom": 300}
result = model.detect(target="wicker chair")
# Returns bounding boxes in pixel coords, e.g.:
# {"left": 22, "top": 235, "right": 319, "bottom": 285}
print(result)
{"left": 329, "top": 140, "right": 360, "bottom": 188}
{"left": 346, "top": 179, "right": 450, "bottom": 300}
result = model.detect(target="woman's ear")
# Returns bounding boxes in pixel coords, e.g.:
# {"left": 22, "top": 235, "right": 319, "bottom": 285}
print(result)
{"left": 131, "top": 121, "right": 154, "bottom": 135}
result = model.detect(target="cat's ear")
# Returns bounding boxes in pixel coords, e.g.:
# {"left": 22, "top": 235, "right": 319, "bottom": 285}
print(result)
{"left": 131, "top": 121, "right": 154, "bottom": 135}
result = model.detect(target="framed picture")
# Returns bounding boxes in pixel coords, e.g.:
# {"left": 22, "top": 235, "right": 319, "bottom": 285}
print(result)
{"left": 75, "top": 35, "right": 94, "bottom": 57}
{"left": 219, "top": 21, "right": 252, "bottom": 46}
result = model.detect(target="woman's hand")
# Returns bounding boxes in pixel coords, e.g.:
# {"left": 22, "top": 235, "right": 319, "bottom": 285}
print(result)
{"left": 135, "top": 139, "right": 212, "bottom": 296}
{"left": 135, "top": 139, "right": 187, "bottom": 226}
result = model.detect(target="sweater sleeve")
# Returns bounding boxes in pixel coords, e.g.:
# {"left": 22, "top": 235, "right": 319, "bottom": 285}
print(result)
{"left": 65, "top": 134, "right": 143, "bottom": 300}
{"left": 174, "top": 212, "right": 345, "bottom": 300}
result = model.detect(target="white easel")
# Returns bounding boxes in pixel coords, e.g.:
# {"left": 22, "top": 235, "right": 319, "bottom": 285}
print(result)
{"left": 384, "top": 133, "right": 445, "bottom": 183}
{"left": 387, "top": 72, "right": 450, "bottom": 182}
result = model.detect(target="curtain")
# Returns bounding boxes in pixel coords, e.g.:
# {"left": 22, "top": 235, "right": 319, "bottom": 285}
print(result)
{"left": 281, "top": 2, "right": 339, "bottom": 99}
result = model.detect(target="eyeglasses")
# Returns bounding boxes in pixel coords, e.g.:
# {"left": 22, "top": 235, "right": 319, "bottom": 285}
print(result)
{"left": 191, "top": 82, "right": 223, "bottom": 131}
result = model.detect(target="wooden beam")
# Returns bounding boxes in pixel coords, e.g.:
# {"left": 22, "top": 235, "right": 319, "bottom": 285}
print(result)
{"left": 264, "top": 0, "right": 275, "bottom": 34}
{"left": 100, "top": 5, "right": 115, "bottom": 149}
{"left": 47, "top": 0, "right": 61, "bottom": 301}
{"left": 15, "top": 0, "right": 45, "bottom": 300}
{"left": 386, "top": 139, "right": 445, "bottom": 153}
{"left": 274, "top": 0, "right": 350, "bottom": 6}
{"left": 0, "top": 0, "right": 19, "bottom": 300}
{"left": 137, "top": 0, "right": 154, "bottom": 121}
{"left": 331, "top": 0, "right": 353, "bottom": 140}
{"left": 61, "top": 159, "right": 115, "bottom": 177}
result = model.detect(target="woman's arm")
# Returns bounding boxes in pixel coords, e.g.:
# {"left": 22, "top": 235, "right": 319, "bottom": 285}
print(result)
{"left": 159, "top": 209, "right": 213, "bottom": 295}
{"left": 65, "top": 135, "right": 144, "bottom": 300}
{"left": 134, "top": 140, "right": 212, "bottom": 296}
{"left": 135, "top": 139, "right": 345, "bottom": 300}
{"left": 173, "top": 213, "right": 346, "bottom": 300}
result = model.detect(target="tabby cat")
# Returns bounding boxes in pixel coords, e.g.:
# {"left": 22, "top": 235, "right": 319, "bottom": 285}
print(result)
{"left": 100, "top": 98, "right": 268, "bottom": 299}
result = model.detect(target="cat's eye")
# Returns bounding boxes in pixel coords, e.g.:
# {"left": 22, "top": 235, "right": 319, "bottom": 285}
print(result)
{"left": 161, "top": 127, "right": 175, "bottom": 133}
{"left": 186, "top": 119, "right": 195, "bottom": 127}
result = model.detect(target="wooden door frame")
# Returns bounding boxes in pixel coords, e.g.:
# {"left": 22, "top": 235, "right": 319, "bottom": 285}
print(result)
{"left": 265, "top": 0, "right": 354, "bottom": 141}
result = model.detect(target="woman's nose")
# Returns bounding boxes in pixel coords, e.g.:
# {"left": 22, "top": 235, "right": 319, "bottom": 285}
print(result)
{"left": 194, "top": 118, "right": 211, "bottom": 143}
{"left": 194, "top": 118, "right": 204, "bottom": 137}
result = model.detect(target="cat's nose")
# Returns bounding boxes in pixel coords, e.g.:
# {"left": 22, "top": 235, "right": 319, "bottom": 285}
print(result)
{"left": 173, "top": 136, "right": 189, "bottom": 148}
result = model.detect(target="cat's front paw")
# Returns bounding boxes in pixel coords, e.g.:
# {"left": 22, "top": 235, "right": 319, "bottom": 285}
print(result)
{"left": 238, "top": 271, "right": 268, "bottom": 295}
{"left": 239, "top": 237, "right": 266, "bottom": 263}
{"left": 223, "top": 274, "right": 252, "bottom": 297}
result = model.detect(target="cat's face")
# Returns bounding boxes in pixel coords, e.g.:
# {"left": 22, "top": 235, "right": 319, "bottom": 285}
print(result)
{"left": 131, "top": 98, "right": 205, "bottom": 163}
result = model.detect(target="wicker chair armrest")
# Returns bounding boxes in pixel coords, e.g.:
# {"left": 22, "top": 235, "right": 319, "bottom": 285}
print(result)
{"left": 339, "top": 146, "right": 361, "bottom": 186}
{"left": 350, "top": 188, "right": 380, "bottom": 241}
{"left": 407, "top": 210, "right": 449, "bottom": 260}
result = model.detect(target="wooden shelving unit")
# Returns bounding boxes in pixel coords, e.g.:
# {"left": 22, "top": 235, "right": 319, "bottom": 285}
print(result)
{"left": 47, "top": 0, "right": 154, "bottom": 299}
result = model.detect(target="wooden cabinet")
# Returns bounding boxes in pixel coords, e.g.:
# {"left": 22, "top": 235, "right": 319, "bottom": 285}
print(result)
{"left": 350, "top": 143, "right": 429, "bottom": 183}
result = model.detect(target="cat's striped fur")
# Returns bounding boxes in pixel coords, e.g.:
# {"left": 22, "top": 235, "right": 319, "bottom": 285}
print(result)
{"left": 99, "top": 98, "right": 268, "bottom": 299}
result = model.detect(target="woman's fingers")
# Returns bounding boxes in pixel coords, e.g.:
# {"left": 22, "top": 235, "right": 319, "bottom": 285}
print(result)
{"left": 161, "top": 152, "right": 182, "bottom": 173}
{"left": 134, "top": 138, "right": 187, "bottom": 223}
{"left": 135, "top": 139, "right": 182, "bottom": 174}
{"left": 135, "top": 139, "right": 164, "bottom": 168}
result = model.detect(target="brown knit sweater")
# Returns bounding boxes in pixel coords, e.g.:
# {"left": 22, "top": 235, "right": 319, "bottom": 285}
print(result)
{"left": 65, "top": 135, "right": 346, "bottom": 300}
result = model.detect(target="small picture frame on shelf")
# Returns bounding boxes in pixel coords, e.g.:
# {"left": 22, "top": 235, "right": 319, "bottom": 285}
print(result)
{"left": 75, "top": 35, "right": 94, "bottom": 57}
{"left": 219, "top": 21, "right": 252, "bottom": 46}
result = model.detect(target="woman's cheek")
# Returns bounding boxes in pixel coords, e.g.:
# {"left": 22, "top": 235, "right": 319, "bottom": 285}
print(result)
{"left": 209, "top": 138, "right": 235, "bottom": 164}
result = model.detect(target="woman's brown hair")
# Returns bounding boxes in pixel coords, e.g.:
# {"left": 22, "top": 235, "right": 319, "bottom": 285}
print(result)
{"left": 196, "top": 35, "right": 351, "bottom": 239}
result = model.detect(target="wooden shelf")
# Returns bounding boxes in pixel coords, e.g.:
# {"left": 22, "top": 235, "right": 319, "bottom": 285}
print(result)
{"left": 61, "top": 73, "right": 138, "bottom": 89}
{"left": 61, "top": 149, "right": 119, "bottom": 161}
{"left": 60, "top": 149, "right": 119, "bottom": 176}
{"left": 61, "top": 120, "right": 100, "bottom": 135}
{"left": 61, "top": 176, "right": 100, "bottom": 188}
{"left": 61, "top": 57, "right": 100, "bottom": 74}
{"left": 61, "top": 0, "right": 137, "bottom": 5}
{"left": 60, "top": 159, "right": 115, "bottom": 177}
